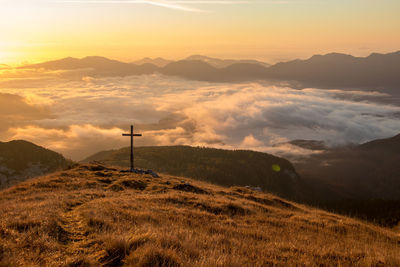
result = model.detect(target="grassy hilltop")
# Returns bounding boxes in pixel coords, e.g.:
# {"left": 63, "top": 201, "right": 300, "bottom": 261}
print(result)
{"left": 0, "top": 164, "right": 399, "bottom": 266}
{"left": 82, "top": 146, "right": 303, "bottom": 200}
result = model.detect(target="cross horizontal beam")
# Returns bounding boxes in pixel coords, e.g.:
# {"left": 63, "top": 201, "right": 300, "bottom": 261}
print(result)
{"left": 122, "top": 134, "right": 142, "bottom": 137}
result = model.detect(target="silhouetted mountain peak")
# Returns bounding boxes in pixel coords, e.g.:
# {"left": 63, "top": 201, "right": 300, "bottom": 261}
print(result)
{"left": 3, "top": 139, "right": 36, "bottom": 146}
{"left": 307, "top": 53, "right": 355, "bottom": 62}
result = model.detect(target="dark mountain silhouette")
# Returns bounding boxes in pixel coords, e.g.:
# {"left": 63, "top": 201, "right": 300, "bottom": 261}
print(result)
{"left": 82, "top": 145, "right": 306, "bottom": 199}
{"left": 185, "top": 55, "right": 271, "bottom": 68}
{"left": 219, "top": 63, "right": 269, "bottom": 81}
{"left": 18, "top": 51, "right": 400, "bottom": 92}
{"left": 170, "top": 51, "right": 400, "bottom": 92}
{"left": 265, "top": 51, "right": 400, "bottom": 92}
{"left": 161, "top": 60, "right": 218, "bottom": 81}
{"left": 0, "top": 140, "right": 72, "bottom": 189}
{"left": 295, "top": 133, "right": 400, "bottom": 200}
{"left": 286, "top": 134, "right": 400, "bottom": 226}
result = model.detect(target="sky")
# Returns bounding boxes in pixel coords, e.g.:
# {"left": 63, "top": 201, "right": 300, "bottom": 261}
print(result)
{"left": 0, "top": 0, "right": 399, "bottom": 64}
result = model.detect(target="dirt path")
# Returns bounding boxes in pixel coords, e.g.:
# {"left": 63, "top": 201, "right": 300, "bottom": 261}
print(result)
{"left": 58, "top": 200, "right": 105, "bottom": 264}
{"left": 59, "top": 203, "right": 90, "bottom": 257}
{"left": 60, "top": 207, "right": 87, "bottom": 244}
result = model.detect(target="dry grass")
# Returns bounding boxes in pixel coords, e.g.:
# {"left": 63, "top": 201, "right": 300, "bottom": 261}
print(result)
{"left": 0, "top": 164, "right": 399, "bottom": 266}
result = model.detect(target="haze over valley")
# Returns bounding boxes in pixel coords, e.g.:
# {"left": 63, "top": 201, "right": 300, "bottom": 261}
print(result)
{"left": 1, "top": 54, "right": 400, "bottom": 160}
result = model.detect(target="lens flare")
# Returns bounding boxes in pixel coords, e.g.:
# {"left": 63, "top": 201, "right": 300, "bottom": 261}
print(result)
{"left": 272, "top": 164, "right": 281, "bottom": 172}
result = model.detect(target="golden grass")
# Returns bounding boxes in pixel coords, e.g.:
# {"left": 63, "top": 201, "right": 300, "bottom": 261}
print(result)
{"left": 0, "top": 164, "right": 399, "bottom": 266}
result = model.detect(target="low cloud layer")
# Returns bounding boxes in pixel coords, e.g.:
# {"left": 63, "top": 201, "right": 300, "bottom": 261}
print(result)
{"left": 1, "top": 71, "right": 399, "bottom": 160}
{"left": 0, "top": 93, "right": 53, "bottom": 132}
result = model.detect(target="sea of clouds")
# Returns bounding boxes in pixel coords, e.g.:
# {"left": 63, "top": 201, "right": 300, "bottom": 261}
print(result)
{"left": 0, "top": 71, "right": 399, "bottom": 161}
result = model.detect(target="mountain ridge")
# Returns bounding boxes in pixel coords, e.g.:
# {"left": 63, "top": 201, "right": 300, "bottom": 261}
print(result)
{"left": 18, "top": 51, "right": 400, "bottom": 92}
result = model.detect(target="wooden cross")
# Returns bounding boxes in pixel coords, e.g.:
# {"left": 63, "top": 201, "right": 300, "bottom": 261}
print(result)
{"left": 122, "top": 125, "right": 142, "bottom": 171}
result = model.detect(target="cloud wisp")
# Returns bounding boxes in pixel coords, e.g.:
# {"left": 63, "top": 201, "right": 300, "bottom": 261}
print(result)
{"left": 52, "top": 0, "right": 248, "bottom": 12}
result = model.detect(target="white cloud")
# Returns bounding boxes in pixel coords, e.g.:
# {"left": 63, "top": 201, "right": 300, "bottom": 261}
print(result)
{"left": 241, "top": 134, "right": 263, "bottom": 147}
{"left": 0, "top": 72, "right": 399, "bottom": 160}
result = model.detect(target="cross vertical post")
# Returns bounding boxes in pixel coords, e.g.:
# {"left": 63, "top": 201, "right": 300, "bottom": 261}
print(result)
{"left": 122, "top": 125, "right": 142, "bottom": 172}
{"left": 130, "top": 125, "right": 133, "bottom": 170}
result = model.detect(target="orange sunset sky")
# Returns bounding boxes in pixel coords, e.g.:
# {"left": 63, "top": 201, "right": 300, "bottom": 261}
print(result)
{"left": 0, "top": 0, "right": 399, "bottom": 65}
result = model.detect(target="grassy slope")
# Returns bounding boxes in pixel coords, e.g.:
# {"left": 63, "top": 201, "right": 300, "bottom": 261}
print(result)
{"left": 0, "top": 140, "right": 72, "bottom": 189}
{"left": 0, "top": 164, "right": 399, "bottom": 266}
{"left": 82, "top": 146, "right": 304, "bottom": 200}
{"left": 0, "top": 140, "right": 69, "bottom": 172}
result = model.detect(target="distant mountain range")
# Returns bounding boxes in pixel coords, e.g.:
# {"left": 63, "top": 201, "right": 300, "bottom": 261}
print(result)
{"left": 0, "top": 140, "right": 72, "bottom": 189}
{"left": 131, "top": 55, "right": 270, "bottom": 68}
{"left": 266, "top": 52, "right": 400, "bottom": 91}
{"left": 20, "top": 51, "right": 400, "bottom": 93}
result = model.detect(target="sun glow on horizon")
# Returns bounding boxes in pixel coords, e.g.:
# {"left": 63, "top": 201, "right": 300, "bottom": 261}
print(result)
{"left": 0, "top": 0, "right": 399, "bottom": 64}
